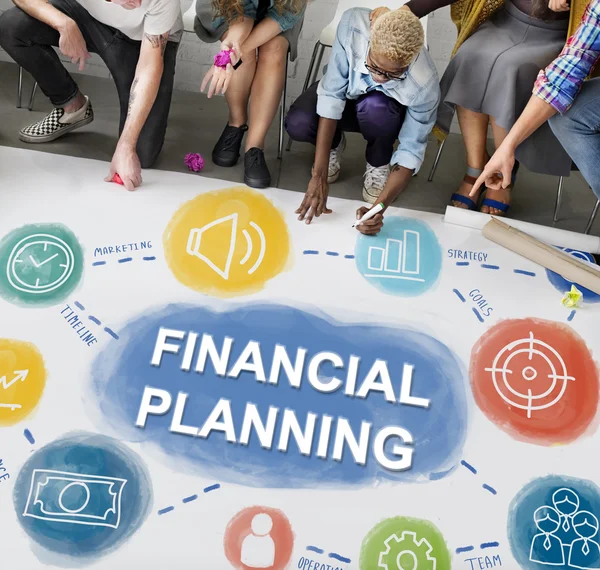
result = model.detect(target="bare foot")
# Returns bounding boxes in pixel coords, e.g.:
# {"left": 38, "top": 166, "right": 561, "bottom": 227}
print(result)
{"left": 451, "top": 174, "right": 483, "bottom": 209}
{"left": 480, "top": 186, "right": 512, "bottom": 216}
{"left": 63, "top": 92, "right": 86, "bottom": 114}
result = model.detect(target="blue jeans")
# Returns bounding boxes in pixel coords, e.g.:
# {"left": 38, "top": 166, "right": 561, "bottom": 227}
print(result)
{"left": 550, "top": 78, "right": 600, "bottom": 201}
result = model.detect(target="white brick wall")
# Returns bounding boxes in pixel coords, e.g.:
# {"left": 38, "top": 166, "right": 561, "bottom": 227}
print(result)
{"left": 0, "top": 0, "right": 458, "bottom": 118}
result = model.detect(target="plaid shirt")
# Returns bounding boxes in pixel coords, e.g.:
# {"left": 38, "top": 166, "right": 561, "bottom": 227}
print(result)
{"left": 533, "top": 0, "right": 600, "bottom": 114}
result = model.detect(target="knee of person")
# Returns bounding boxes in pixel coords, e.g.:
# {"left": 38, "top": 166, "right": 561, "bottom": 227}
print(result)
{"left": 258, "top": 36, "right": 288, "bottom": 63}
{"left": 0, "top": 9, "right": 27, "bottom": 48}
{"left": 359, "top": 94, "right": 400, "bottom": 132}
{"left": 285, "top": 107, "right": 310, "bottom": 141}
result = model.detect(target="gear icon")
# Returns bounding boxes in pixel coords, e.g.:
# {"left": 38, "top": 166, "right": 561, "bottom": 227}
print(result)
{"left": 378, "top": 531, "right": 437, "bottom": 570}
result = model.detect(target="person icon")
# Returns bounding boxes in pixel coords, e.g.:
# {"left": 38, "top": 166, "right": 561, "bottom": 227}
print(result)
{"left": 568, "top": 511, "right": 600, "bottom": 569}
{"left": 240, "top": 513, "right": 275, "bottom": 568}
{"left": 553, "top": 488, "right": 581, "bottom": 547}
{"left": 530, "top": 506, "right": 566, "bottom": 566}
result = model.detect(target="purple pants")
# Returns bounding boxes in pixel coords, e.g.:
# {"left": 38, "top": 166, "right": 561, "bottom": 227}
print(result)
{"left": 285, "top": 82, "right": 406, "bottom": 167}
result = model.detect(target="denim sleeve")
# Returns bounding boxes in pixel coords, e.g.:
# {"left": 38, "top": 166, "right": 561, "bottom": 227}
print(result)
{"left": 316, "top": 10, "right": 352, "bottom": 120}
{"left": 243, "top": 0, "right": 258, "bottom": 19}
{"left": 267, "top": 2, "right": 305, "bottom": 32}
{"left": 392, "top": 78, "right": 441, "bottom": 172}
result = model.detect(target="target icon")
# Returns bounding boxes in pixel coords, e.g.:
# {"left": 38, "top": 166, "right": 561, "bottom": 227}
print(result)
{"left": 485, "top": 331, "right": 575, "bottom": 419}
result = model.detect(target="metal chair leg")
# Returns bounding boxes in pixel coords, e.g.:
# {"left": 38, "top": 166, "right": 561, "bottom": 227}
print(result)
{"left": 428, "top": 138, "right": 446, "bottom": 182}
{"left": 553, "top": 176, "right": 565, "bottom": 223}
{"left": 286, "top": 41, "right": 322, "bottom": 152}
{"left": 278, "top": 57, "right": 289, "bottom": 160}
{"left": 28, "top": 82, "right": 38, "bottom": 111}
{"left": 585, "top": 199, "right": 600, "bottom": 235}
{"left": 17, "top": 66, "right": 23, "bottom": 108}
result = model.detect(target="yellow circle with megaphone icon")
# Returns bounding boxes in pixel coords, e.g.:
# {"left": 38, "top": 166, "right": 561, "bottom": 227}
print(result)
{"left": 0, "top": 339, "right": 47, "bottom": 426}
{"left": 164, "top": 187, "right": 292, "bottom": 297}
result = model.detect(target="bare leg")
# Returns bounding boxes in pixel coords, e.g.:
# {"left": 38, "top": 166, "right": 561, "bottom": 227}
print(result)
{"left": 245, "top": 34, "right": 288, "bottom": 151}
{"left": 452, "top": 106, "right": 490, "bottom": 208}
{"left": 481, "top": 117, "right": 512, "bottom": 215}
{"left": 222, "top": 19, "right": 256, "bottom": 127}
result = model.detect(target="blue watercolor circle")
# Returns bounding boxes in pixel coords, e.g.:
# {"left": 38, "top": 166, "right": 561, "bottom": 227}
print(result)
{"left": 90, "top": 303, "right": 468, "bottom": 488}
{"left": 546, "top": 248, "right": 600, "bottom": 303}
{"left": 508, "top": 475, "right": 600, "bottom": 570}
{"left": 13, "top": 432, "right": 152, "bottom": 563}
{"left": 354, "top": 217, "right": 442, "bottom": 297}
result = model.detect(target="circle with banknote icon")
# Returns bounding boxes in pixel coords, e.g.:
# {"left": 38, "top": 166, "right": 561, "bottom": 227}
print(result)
{"left": 12, "top": 432, "right": 153, "bottom": 559}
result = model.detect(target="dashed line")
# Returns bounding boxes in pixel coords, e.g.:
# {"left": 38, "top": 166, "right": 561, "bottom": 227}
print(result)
{"left": 326, "top": 251, "right": 339, "bottom": 257}
{"left": 481, "top": 542, "right": 500, "bottom": 549}
{"left": 453, "top": 289, "right": 466, "bottom": 302}
{"left": 472, "top": 308, "right": 484, "bottom": 323}
{"left": 304, "top": 250, "right": 319, "bottom": 255}
{"left": 514, "top": 269, "right": 536, "bottom": 277}
{"left": 157, "top": 484, "right": 221, "bottom": 516}
{"left": 456, "top": 262, "right": 470, "bottom": 266}
{"left": 481, "top": 264, "right": 500, "bottom": 270}
{"left": 92, "top": 261, "right": 106, "bottom": 266}
{"left": 456, "top": 546, "right": 475, "bottom": 554}
{"left": 104, "top": 327, "right": 119, "bottom": 340}
{"left": 91, "top": 256, "right": 157, "bottom": 266}
{"left": 89, "top": 316, "right": 101, "bottom": 326}
{"left": 143, "top": 256, "right": 156, "bottom": 261}
{"left": 118, "top": 257, "right": 133, "bottom": 263}
{"left": 24, "top": 429, "right": 35, "bottom": 445}
{"left": 74, "top": 301, "right": 85, "bottom": 311}
{"left": 307, "top": 546, "right": 325, "bottom": 554}
{"left": 329, "top": 553, "right": 351, "bottom": 564}
{"left": 483, "top": 484, "right": 497, "bottom": 495}
{"left": 344, "top": 254, "right": 355, "bottom": 259}
{"left": 303, "top": 250, "right": 354, "bottom": 259}
{"left": 461, "top": 460, "right": 477, "bottom": 475}
{"left": 568, "top": 310, "right": 576, "bottom": 322}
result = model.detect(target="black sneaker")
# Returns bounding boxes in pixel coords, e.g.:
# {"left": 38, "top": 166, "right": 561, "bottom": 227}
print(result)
{"left": 244, "top": 148, "right": 271, "bottom": 188}
{"left": 212, "top": 124, "right": 248, "bottom": 167}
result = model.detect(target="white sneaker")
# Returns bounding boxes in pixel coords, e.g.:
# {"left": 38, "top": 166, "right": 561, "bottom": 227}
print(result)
{"left": 328, "top": 133, "right": 346, "bottom": 183}
{"left": 363, "top": 162, "right": 390, "bottom": 204}
{"left": 19, "top": 96, "right": 94, "bottom": 144}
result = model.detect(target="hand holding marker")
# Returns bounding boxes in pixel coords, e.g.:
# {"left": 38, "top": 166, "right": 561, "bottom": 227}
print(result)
{"left": 353, "top": 202, "right": 385, "bottom": 228}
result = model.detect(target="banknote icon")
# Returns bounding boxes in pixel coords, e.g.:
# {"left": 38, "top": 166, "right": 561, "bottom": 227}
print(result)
{"left": 23, "top": 469, "right": 127, "bottom": 529}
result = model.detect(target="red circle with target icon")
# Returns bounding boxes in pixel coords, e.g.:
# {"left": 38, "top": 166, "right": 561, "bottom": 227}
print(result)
{"left": 470, "top": 318, "right": 599, "bottom": 445}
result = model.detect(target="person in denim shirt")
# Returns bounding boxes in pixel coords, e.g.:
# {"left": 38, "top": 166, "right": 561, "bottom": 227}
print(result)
{"left": 285, "top": 8, "right": 440, "bottom": 233}
{"left": 195, "top": 0, "right": 306, "bottom": 188}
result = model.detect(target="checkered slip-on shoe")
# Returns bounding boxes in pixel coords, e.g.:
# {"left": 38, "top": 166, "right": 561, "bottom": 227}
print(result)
{"left": 19, "top": 96, "right": 94, "bottom": 144}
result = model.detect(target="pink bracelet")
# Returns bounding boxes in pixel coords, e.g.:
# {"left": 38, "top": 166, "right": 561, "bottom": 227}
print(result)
{"left": 214, "top": 49, "right": 234, "bottom": 68}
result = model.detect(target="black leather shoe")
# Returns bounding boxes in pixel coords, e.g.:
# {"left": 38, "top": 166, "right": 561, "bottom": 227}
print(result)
{"left": 244, "top": 148, "right": 271, "bottom": 188}
{"left": 212, "top": 124, "right": 248, "bottom": 167}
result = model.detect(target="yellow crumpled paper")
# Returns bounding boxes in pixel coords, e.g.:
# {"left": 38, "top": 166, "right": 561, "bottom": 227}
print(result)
{"left": 562, "top": 285, "right": 583, "bottom": 308}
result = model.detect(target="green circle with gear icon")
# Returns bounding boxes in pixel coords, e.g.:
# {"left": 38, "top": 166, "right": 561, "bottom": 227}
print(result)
{"left": 0, "top": 223, "right": 84, "bottom": 307}
{"left": 360, "top": 516, "right": 451, "bottom": 570}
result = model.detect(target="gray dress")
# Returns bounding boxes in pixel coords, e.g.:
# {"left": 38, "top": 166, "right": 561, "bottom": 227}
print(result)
{"left": 194, "top": 0, "right": 304, "bottom": 61}
{"left": 437, "top": 0, "right": 571, "bottom": 176}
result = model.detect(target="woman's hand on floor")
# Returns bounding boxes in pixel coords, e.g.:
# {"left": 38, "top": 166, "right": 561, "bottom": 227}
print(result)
{"left": 296, "top": 173, "right": 332, "bottom": 224}
{"left": 200, "top": 40, "right": 240, "bottom": 98}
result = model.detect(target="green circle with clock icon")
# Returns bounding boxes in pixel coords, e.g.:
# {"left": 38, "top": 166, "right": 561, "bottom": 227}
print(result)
{"left": 0, "top": 224, "right": 84, "bottom": 306}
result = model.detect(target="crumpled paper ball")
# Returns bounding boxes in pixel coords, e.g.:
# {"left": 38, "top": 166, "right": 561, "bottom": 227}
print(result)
{"left": 214, "top": 49, "right": 233, "bottom": 68}
{"left": 185, "top": 153, "right": 205, "bottom": 173}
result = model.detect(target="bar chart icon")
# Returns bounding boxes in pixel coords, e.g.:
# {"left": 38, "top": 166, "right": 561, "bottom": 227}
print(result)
{"left": 365, "top": 230, "right": 424, "bottom": 282}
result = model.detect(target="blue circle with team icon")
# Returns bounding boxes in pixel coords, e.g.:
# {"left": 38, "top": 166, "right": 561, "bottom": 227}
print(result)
{"left": 546, "top": 248, "right": 600, "bottom": 303}
{"left": 508, "top": 475, "right": 600, "bottom": 570}
{"left": 13, "top": 432, "right": 152, "bottom": 561}
{"left": 355, "top": 217, "right": 442, "bottom": 296}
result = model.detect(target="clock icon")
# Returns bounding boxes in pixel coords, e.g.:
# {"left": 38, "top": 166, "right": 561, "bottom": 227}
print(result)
{"left": 6, "top": 234, "right": 75, "bottom": 294}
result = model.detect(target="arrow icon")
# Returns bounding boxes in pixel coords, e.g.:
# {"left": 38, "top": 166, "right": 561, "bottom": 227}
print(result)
{"left": 0, "top": 369, "right": 29, "bottom": 390}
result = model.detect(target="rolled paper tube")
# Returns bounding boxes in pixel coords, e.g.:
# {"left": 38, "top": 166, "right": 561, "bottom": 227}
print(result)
{"left": 444, "top": 206, "right": 600, "bottom": 254}
{"left": 482, "top": 218, "right": 600, "bottom": 295}
{"left": 214, "top": 49, "right": 233, "bottom": 68}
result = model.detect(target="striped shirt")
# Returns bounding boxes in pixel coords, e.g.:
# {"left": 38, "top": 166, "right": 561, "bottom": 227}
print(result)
{"left": 533, "top": 0, "right": 600, "bottom": 114}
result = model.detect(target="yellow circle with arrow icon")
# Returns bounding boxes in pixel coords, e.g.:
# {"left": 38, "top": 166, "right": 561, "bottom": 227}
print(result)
{"left": 0, "top": 339, "right": 46, "bottom": 426}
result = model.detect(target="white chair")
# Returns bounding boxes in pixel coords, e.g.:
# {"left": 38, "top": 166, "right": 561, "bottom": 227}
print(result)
{"left": 17, "top": 67, "right": 38, "bottom": 111}
{"left": 182, "top": 0, "right": 289, "bottom": 160}
{"left": 286, "top": 0, "right": 429, "bottom": 152}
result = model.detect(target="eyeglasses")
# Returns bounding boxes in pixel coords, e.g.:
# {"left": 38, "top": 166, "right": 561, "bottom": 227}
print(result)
{"left": 364, "top": 62, "right": 407, "bottom": 81}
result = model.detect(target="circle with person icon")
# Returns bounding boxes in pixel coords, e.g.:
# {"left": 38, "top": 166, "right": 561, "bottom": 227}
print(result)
{"left": 224, "top": 506, "right": 293, "bottom": 570}
{"left": 508, "top": 475, "right": 600, "bottom": 570}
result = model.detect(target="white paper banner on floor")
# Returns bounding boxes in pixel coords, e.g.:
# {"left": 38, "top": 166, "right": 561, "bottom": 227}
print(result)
{"left": 0, "top": 146, "right": 599, "bottom": 570}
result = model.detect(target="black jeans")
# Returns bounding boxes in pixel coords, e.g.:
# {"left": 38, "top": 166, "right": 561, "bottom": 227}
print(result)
{"left": 0, "top": 0, "right": 178, "bottom": 168}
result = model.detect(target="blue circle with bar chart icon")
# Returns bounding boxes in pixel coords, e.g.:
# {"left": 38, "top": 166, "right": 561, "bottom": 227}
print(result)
{"left": 13, "top": 432, "right": 152, "bottom": 562}
{"left": 355, "top": 217, "right": 442, "bottom": 296}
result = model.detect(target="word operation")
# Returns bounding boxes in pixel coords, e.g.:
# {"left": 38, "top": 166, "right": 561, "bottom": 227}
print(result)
{"left": 298, "top": 558, "right": 344, "bottom": 570}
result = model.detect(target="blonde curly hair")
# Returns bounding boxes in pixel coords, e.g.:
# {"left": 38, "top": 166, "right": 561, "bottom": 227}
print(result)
{"left": 213, "top": 0, "right": 306, "bottom": 23}
{"left": 371, "top": 9, "right": 424, "bottom": 67}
